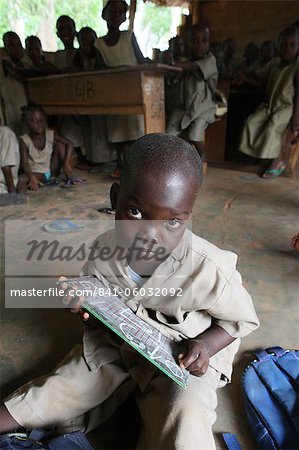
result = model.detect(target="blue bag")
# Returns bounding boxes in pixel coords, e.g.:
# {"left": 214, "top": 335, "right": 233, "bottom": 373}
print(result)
{"left": 0, "top": 429, "right": 94, "bottom": 450}
{"left": 242, "top": 346, "right": 299, "bottom": 449}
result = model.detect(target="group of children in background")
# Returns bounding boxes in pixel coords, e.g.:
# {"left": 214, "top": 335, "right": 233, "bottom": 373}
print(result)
{"left": 160, "top": 35, "right": 277, "bottom": 75}
{"left": 0, "top": 0, "right": 298, "bottom": 203}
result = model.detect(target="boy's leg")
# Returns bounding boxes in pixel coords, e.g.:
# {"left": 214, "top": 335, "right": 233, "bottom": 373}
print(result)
{"left": 135, "top": 366, "right": 224, "bottom": 450}
{"left": 3, "top": 344, "right": 133, "bottom": 433}
{"left": 0, "top": 403, "right": 21, "bottom": 433}
{"left": 17, "top": 173, "right": 29, "bottom": 193}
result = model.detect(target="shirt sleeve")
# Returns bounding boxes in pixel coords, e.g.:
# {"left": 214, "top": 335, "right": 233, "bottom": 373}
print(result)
{"left": 0, "top": 127, "right": 19, "bottom": 168}
{"left": 207, "top": 267, "right": 259, "bottom": 339}
{"left": 255, "top": 58, "right": 277, "bottom": 85}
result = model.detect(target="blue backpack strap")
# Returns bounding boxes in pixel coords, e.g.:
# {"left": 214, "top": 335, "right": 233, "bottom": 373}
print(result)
{"left": 253, "top": 350, "right": 299, "bottom": 434}
{"left": 243, "top": 365, "right": 288, "bottom": 449}
{"left": 269, "top": 348, "right": 299, "bottom": 386}
{"left": 48, "top": 431, "right": 94, "bottom": 450}
{"left": 222, "top": 433, "right": 242, "bottom": 450}
{"left": 28, "top": 429, "right": 47, "bottom": 442}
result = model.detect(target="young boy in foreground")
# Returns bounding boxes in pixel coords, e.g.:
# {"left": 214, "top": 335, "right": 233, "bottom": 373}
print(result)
{"left": 0, "top": 134, "right": 259, "bottom": 449}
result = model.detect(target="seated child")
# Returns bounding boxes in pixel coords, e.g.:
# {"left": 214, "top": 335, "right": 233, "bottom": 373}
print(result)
{"left": 259, "top": 40, "right": 276, "bottom": 68}
{"left": 222, "top": 37, "right": 239, "bottom": 73}
{"left": 210, "top": 41, "right": 226, "bottom": 74}
{"left": 166, "top": 23, "right": 218, "bottom": 158}
{"left": 238, "top": 26, "right": 299, "bottom": 178}
{"left": 17, "top": 103, "right": 78, "bottom": 191}
{"left": 239, "top": 42, "right": 260, "bottom": 72}
{"left": 1, "top": 31, "right": 32, "bottom": 135}
{"left": 0, "top": 133, "right": 259, "bottom": 449}
{"left": 25, "top": 35, "right": 60, "bottom": 74}
{"left": 0, "top": 122, "right": 26, "bottom": 205}
{"left": 0, "top": 123, "right": 19, "bottom": 194}
{"left": 168, "top": 35, "right": 187, "bottom": 63}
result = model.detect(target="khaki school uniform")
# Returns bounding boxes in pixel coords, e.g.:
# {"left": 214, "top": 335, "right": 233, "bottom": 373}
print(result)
{"left": 0, "top": 126, "right": 20, "bottom": 193}
{"left": 167, "top": 52, "right": 218, "bottom": 142}
{"left": 239, "top": 55, "right": 299, "bottom": 159}
{"left": 5, "top": 229, "right": 259, "bottom": 450}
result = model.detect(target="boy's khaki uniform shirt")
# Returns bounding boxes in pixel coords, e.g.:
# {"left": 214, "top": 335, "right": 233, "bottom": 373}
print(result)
{"left": 81, "top": 228, "right": 259, "bottom": 387}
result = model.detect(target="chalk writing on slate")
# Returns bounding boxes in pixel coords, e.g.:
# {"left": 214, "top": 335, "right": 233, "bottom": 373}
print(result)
{"left": 65, "top": 276, "right": 189, "bottom": 388}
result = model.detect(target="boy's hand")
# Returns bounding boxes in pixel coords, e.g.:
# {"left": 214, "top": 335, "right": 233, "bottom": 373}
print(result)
{"left": 58, "top": 276, "right": 90, "bottom": 321}
{"left": 28, "top": 175, "right": 42, "bottom": 191}
{"left": 178, "top": 339, "right": 210, "bottom": 377}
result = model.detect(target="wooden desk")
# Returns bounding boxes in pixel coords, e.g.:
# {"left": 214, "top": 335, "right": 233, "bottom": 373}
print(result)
{"left": 205, "top": 78, "right": 230, "bottom": 161}
{"left": 26, "top": 64, "right": 181, "bottom": 134}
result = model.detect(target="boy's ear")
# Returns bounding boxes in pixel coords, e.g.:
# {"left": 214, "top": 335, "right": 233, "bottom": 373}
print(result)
{"left": 110, "top": 182, "right": 120, "bottom": 210}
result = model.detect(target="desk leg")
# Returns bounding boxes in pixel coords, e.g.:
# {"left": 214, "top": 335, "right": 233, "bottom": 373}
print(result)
{"left": 142, "top": 73, "right": 165, "bottom": 134}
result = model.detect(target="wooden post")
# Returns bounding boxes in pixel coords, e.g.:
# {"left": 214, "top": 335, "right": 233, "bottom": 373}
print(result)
{"left": 129, "top": 0, "right": 137, "bottom": 31}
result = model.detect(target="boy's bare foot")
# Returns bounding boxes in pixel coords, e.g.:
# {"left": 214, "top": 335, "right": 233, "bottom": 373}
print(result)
{"left": 291, "top": 233, "right": 299, "bottom": 251}
{"left": 0, "top": 402, "right": 22, "bottom": 433}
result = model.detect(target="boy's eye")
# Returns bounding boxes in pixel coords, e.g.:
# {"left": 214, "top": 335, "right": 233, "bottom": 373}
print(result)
{"left": 164, "top": 219, "right": 183, "bottom": 230}
{"left": 128, "top": 208, "right": 142, "bottom": 219}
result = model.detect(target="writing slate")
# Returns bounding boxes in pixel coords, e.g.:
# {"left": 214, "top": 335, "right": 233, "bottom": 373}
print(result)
{"left": 66, "top": 276, "right": 189, "bottom": 388}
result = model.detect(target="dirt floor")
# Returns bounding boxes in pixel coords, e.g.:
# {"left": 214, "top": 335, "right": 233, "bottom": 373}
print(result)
{"left": 0, "top": 161, "right": 298, "bottom": 449}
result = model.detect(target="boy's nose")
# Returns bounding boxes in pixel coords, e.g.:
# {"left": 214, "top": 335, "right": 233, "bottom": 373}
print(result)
{"left": 136, "top": 221, "right": 160, "bottom": 246}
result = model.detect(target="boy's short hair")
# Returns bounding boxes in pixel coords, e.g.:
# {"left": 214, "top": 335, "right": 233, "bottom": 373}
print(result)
{"left": 3, "top": 31, "right": 21, "bottom": 47}
{"left": 78, "top": 27, "right": 97, "bottom": 41}
{"left": 122, "top": 133, "right": 203, "bottom": 185}
{"left": 102, "top": 0, "right": 128, "bottom": 17}
{"left": 25, "top": 35, "right": 42, "bottom": 48}
{"left": 190, "top": 23, "right": 210, "bottom": 40}
{"left": 279, "top": 26, "right": 299, "bottom": 42}
{"left": 56, "top": 15, "right": 76, "bottom": 31}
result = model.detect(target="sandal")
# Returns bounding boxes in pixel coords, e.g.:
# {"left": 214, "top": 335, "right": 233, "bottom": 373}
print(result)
{"left": 40, "top": 178, "right": 60, "bottom": 187}
{"left": 61, "top": 178, "right": 86, "bottom": 188}
{"left": 262, "top": 163, "right": 287, "bottom": 179}
{"left": 109, "top": 167, "right": 122, "bottom": 179}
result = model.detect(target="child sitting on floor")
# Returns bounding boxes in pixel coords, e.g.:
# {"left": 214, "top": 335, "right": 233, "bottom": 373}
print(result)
{"left": 0, "top": 133, "right": 259, "bottom": 449}
{"left": 0, "top": 120, "right": 26, "bottom": 205}
{"left": 166, "top": 24, "right": 218, "bottom": 159}
{"left": 238, "top": 26, "right": 299, "bottom": 178}
{"left": 18, "top": 104, "right": 82, "bottom": 191}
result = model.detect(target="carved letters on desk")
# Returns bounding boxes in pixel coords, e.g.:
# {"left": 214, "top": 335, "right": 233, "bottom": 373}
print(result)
{"left": 67, "top": 79, "right": 95, "bottom": 101}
